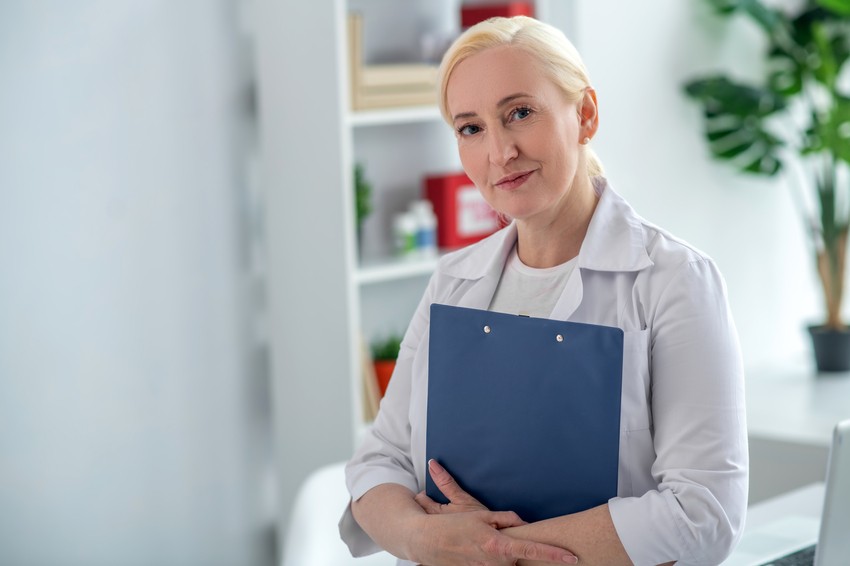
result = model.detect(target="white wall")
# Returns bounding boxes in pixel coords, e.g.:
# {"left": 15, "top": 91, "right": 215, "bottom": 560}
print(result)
{"left": 0, "top": 2, "right": 274, "bottom": 565}
{"left": 573, "top": 0, "right": 820, "bottom": 369}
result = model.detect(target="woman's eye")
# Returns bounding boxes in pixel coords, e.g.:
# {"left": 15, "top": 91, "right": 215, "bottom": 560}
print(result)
{"left": 458, "top": 124, "right": 481, "bottom": 136}
{"left": 511, "top": 106, "right": 531, "bottom": 120}
{"left": 511, "top": 107, "right": 532, "bottom": 121}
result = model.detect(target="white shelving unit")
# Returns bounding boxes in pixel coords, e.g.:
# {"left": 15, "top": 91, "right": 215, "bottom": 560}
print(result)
{"left": 348, "top": 105, "right": 443, "bottom": 128}
{"left": 356, "top": 254, "right": 441, "bottom": 285}
{"left": 254, "top": 0, "right": 569, "bottom": 545}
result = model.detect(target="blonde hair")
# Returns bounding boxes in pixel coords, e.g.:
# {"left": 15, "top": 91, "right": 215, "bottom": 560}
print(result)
{"left": 437, "top": 16, "right": 604, "bottom": 177}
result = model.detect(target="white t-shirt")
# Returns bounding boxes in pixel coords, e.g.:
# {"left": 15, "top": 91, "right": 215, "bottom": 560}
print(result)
{"left": 488, "top": 244, "right": 578, "bottom": 318}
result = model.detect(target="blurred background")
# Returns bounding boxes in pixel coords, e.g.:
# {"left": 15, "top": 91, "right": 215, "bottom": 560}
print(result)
{"left": 0, "top": 0, "right": 833, "bottom": 565}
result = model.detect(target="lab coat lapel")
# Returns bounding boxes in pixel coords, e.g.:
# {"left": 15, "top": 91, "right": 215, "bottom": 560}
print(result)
{"left": 441, "top": 223, "right": 518, "bottom": 311}
{"left": 454, "top": 271, "right": 502, "bottom": 310}
{"left": 549, "top": 180, "right": 653, "bottom": 322}
{"left": 549, "top": 268, "right": 584, "bottom": 321}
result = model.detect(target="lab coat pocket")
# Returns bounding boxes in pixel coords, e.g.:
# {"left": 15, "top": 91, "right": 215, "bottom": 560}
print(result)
{"left": 618, "top": 329, "right": 655, "bottom": 497}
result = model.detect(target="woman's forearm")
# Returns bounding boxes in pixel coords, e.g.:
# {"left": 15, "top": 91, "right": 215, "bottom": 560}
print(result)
{"left": 502, "top": 504, "right": 633, "bottom": 566}
{"left": 352, "top": 481, "right": 581, "bottom": 565}
{"left": 350, "top": 483, "right": 425, "bottom": 561}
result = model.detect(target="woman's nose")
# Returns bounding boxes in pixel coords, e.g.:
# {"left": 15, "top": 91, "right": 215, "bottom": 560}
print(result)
{"left": 488, "top": 129, "right": 519, "bottom": 167}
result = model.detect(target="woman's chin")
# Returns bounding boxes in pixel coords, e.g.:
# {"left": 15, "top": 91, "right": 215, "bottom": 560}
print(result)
{"left": 498, "top": 207, "right": 538, "bottom": 222}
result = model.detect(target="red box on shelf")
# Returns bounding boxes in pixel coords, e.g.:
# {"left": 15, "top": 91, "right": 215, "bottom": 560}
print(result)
{"left": 425, "top": 172, "right": 501, "bottom": 249}
{"left": 461, "top": 2, "right": 534, "bottom": 28}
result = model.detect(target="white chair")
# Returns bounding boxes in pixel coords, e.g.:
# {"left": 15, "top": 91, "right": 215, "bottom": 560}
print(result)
{"left": 281, "top": 461, "right": 397, "bottom": 566}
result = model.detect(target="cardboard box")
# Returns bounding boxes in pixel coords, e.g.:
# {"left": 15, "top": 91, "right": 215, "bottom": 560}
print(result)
{"left": 425, "top": 172, "right": 500, "bottom": 248}
{"left": 460, "top": 2, "right": 535, "bottom": 28}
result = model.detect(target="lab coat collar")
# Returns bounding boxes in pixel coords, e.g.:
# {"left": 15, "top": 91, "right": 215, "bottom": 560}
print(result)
{"left": 580, "top": 177, "right": 654, "bottom": 273}
{"left": 439, "top": 177, "right": 654, "bottom": 281}
{"left": 440, "top": 222, "right": 518, "bottom": 282}
{"left": 438, "top": 222, "right": 518, "bottom": 311}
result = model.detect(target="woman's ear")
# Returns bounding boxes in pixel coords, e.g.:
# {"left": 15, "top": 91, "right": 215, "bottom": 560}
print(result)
{"left": 578, "top": 87, "right": 599, "bottom": 142}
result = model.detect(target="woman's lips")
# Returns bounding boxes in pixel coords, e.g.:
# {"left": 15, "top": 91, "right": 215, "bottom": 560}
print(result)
{"left": 495, "top": 170, "right": 534, "bottom": 190}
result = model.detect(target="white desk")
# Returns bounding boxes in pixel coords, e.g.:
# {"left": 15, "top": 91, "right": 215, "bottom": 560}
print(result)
{"left": 723, "top": 483, "right": 824, "bottom": 565}
{"left": 746, "top": 360, "right": 850, "bottom": 447}
{"left": 745, "top": 360, "right": 850, "bottom": 503}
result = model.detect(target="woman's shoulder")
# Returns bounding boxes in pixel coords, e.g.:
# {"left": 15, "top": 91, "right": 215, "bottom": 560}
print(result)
{"left": 587, "top": 180, "right": 717, "bottom": 276}
{"left": 639, "top": 217, "right": 714, "bottom": 270}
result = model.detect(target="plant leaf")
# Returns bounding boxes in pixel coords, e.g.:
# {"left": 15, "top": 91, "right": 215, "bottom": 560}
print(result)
{"left": 707, "top": 0, "right": 785, "bottom": 33}
{"left": 685, "top": 76, "right": 786, "bottom": 118}
{"left": 816, "top": 0, "right": 850, "bottom": 16}
{"left": 809, "top": 95, "right": 850, "bottom": 163}
{"left": 742, "top": 152, "right": 782, "bottom": 174}
{"left": 767, "top": 55, "right": 804, "bottom": 96}
{"left": 707, "top": 126, "right": 742, "bottom": 141}
{"left": 684, "top": 76, "right": 786, "bottom": 175}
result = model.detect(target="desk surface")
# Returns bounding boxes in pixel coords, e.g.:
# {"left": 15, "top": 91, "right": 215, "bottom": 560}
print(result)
{"left": 723, "top": 483, "right": 825, "bottom": 566}
{"left": 746, "top": 359, "right": 850, "bottom": 447}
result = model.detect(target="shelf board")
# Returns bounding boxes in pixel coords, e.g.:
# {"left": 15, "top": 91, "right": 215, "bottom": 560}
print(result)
{"left": 348, "top": 105, "right": 443, "bottom": 127}
{"left": 356, "top": 253, "right": 440, "bottom": 285}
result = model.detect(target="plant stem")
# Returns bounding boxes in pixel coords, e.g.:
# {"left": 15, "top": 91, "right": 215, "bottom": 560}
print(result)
{"left": 819, "top": 151, "right": 846, "bottom": 329}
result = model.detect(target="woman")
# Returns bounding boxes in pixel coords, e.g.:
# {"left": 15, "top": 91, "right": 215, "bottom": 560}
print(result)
{"left": 340, "top": 16, "right": 747, "bottom": 566}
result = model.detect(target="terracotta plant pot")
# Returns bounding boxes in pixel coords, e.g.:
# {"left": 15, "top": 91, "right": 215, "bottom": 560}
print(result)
{"left": 374, "top": 359, "right": 396, "bottom": 397}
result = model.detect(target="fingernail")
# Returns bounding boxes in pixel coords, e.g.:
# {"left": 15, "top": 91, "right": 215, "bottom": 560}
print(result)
{"left": 563, "top": 556, "right": 578, "bottom": 564}
{"left": 428, "top": 459, "right": 442, "bottom": 472}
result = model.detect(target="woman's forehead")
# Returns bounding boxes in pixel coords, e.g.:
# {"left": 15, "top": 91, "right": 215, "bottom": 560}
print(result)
{"left": 446, "top": 46, "right": 554, "bottom": 117}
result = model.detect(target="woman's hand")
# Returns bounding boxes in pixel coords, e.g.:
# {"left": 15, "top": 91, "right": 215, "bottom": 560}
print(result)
{"left": 414, "top": 459, "right": 490, "bottom": 514}
{"left": 408, "top": 459, "right": 578, "bottom": 565}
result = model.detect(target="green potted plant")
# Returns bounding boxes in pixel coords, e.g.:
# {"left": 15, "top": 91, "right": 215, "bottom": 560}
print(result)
{"left": 371, "top": 333, "right": 402, "bottom": 397}
{"left": 683, "top": 0, "right": 850, "bottom": 371}
{"left": 354, "top": 163, "right": 373, "bottom": 256}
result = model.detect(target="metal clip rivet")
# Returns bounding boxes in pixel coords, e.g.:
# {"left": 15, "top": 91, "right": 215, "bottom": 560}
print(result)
{"left": 483, "top": 325, "right": 491, "bottom": 334}
{"left": 556, "top": 334, "right": 564, "bottom": 342}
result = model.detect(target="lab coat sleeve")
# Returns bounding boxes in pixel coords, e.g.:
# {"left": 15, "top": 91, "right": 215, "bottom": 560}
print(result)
{"left": 608, "top": 258, "right": 748, "bottom": 566}
{"left": 338, "top": 276, "right": 434, "bottom": 557}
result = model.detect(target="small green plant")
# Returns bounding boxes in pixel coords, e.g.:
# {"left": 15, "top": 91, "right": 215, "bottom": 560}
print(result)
{"left": 683, "top": 0, "right": 850, "bottom": 329}
{"left": 371, "top": 334, "right": 402, "bottom": 361}
{"left": 354, "top": 163, "right": 373, "bottom": 230}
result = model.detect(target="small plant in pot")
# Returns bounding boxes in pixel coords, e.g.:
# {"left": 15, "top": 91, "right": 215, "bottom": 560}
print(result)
{"left": 371, "top": 334, "right": 402, "bottom": 397}
{"left": 683, "top": 0, "right": 850, "bottom": 372}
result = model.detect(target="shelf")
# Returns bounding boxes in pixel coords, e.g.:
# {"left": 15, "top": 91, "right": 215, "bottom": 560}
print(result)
{"left": 355, "top": 253, "right": 440, "bottom": 285}
{"left": 348, "top": 105, "right": 443, "bottom": 128}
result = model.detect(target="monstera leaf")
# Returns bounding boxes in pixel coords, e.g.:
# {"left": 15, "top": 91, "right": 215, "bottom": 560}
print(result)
{"left": 805, "top": 95, "right": 850, "bottom": 162}
{"left": 816, "top": 0, "right": 850, "bottom": 16}
{"left": 684, "top": 76, "right": 786, "bottom": 174}
{"left": 706, "top": 0, "right": 785, "bottom": 33}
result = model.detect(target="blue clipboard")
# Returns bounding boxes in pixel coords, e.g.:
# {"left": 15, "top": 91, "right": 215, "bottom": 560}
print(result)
{"left": 426, "top": 303, "right": 623, "bottom": 522}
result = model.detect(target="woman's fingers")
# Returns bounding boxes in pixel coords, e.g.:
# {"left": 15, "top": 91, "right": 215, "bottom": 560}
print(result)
{"left": 413, "top": 509, "right": 576, "bottom": 566}
{"left": 487, "top": 532, "right": 579, "bottom": 565}
{"left": 413, "top": 491, "right": 442, "bottom": 514}
{"left": 428, "top": 459, "right": 483, "bottom": 505}
{"left": 486, "top": 510, "right": 528, "bottom": 529}
{"left": 486, "top": 512, "right": 580, "bottom": 564}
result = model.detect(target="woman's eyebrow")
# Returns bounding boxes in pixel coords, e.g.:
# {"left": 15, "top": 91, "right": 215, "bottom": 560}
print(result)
{"left": 452, "top": 92, "right": 534, "bottom": 122}
{"left": 452, "top": 111, "right": 477, "bottom": 122}
{"left": 497, "top": 92, "right": 532, "bottom": 107}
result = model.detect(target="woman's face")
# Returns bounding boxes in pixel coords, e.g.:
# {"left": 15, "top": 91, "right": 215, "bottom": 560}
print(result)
{"left": 446, "top": 45, "right": 595, "bottom": 223}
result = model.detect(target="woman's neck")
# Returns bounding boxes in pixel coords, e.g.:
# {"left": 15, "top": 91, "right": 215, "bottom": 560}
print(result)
{"left": 515, "top": 175, "right": 599, "bottom": 269}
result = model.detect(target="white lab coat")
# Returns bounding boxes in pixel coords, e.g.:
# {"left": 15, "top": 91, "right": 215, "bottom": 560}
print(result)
{"left": 340, "top": 179, "right": 748, "bottom": 566}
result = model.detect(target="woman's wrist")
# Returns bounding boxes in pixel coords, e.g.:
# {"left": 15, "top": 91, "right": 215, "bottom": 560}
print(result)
{"left": 400, "top": 511, "right": 431, "bottom": 563}
{"left": 351, "top": 483, "right": 430, "bottom": 561}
